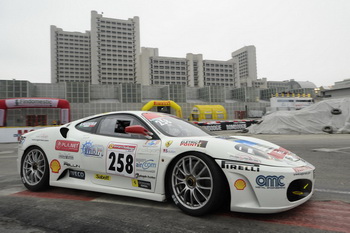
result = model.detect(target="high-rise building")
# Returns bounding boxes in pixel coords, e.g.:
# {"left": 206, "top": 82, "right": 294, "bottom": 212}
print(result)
{"left": 90, "top": 11, "right": 140, "bottom": 84}
{"left": 51, "top": 11, "right": 140, "bottom": 84}
{"left": 51, "top": 11, "right": 257, "bottom": 89}
{"left": 140, "top": 48, "right": 237, "bottom": 87}
{"left": 231, "top": 45, "right": 257, "bottom": 87}
{"left": 50, "top": 26, "right": 91, "bottom": 83}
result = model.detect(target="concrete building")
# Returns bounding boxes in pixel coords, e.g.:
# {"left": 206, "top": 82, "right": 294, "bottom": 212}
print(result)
{"left": 140, "top": 48, "right": 238, "bottom": 87}
{"left": 51, "top": 11, "right": 258, "bottom": 89}
{"left": 231, "top": 45, "right": 258, "bottom": 87}
{"left": 50, "top": 26, "right": 91, "bottom": 83}
{"left": 321, "top": 79, "right": 350, "bottom": 99}
{"left": 90, "top": 11, "right": 140, "bottom": 84}
{"left": 51, "top": 11, "right": 140, "bottom": 85}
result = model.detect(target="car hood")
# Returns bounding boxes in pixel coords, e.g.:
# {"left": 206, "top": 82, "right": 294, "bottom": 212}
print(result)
{"left": 186, "top": 135, "right": 313, "bottom": 168}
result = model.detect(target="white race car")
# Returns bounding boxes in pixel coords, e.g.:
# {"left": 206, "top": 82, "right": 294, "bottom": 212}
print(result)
{"left": 18, "top": 111, "right": 315, "bottom": 216}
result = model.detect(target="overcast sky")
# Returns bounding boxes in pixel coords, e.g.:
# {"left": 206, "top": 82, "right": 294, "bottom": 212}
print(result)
{"left": 1, "top": 0, "right": 349, "bottom": 87}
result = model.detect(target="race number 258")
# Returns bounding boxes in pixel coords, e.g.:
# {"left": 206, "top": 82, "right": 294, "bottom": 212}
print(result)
{"left": 107, "top": 152, "right": 134, "bottom": 177}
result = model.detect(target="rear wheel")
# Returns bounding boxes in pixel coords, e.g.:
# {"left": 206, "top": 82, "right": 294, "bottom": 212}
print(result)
{"left": 166, "top": 152, "right": 226, "bottom": 216}
{"left": 20, "top": 147, "right": 49, "bottom": 191}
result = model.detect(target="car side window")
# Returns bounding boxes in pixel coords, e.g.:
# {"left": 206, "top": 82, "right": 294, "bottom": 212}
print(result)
{"left": 75, "top": 118, "right": 101, "bottom": 133}
{"left": 96, "top": 114, "right": 147, "bottom": 139}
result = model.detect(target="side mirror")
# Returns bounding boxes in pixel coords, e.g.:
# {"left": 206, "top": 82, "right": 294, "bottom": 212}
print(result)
{"left": 125, "top": 125, "right": 153, "bottom": 139}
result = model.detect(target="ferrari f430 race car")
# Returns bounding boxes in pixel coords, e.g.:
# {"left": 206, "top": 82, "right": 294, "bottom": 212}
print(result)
{"left": 18, "top": 111, "right": 315, "bottom": 216}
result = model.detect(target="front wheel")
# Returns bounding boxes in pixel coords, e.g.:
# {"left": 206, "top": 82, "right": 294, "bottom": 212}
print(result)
{"left": 20, "top": 147, "right": 49, "bottom": 191}
{"left": 166, "top": 152, "right": 226, "bottom": 216}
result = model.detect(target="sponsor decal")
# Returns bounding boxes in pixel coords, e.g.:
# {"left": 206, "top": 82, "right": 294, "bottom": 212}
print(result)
{"left": 163, "top": 148, "right": 176, "bottom": 153}
{"left": 79, "top": 122, "right": 97, "bottom": 127}
{"left": 293, "top": 171, "right": 312, "bottom": 176}
{"left": 132, "top": 179, "right": 151, "bottom": 190}
{"left": 153, "top": 101, "right": 170, "bottom": 106}
{"left": 55, "top": 140, "right": 80, "bottom": 152}
{"left": 180, "top": 140, "right": 208, "bottom": 148}
{"left": 268, "top": 147, "right": 291, "bottom": 160}
{"left": 6, "top": 98, "right": 59, "bottom": 108}
{"left": 229, "top": 154, "right": 261, "bottom": 164}
{"left": 108, "top": 143, "right": 136, "bottom": 152}
{"left": 58, "top": 153, "right": 74, "bottom": 160}
{"left": 107, "top": 142, "right": 137, "bottom": 178}
{"left": 293, "top": 166, "right": 313, "bottom": 173}
{"left": 32, "top": 133, "right": 49, "bottom": 142}
{"left": 69, "top": 170, "right": 85, "bottom": 180}
{"left": 135, "top": 173, "right": 156, "bottom": 179}
{"left": 152, "top": 118, "right": 171, "bottom": 126}
{"left": 221, "top": 161, "right": 260, "bottom": 172}
{"left": 81, "top": 141, "right": 104, "bottom": 157}
{"left": 234, "top": 140, "right": 298, "bottom": 161}
{"left": 50, "top": 159, "right": 61, "bottom": 173}
{"left": 142, "top": 112, "right": 167, "bottom": 120}
{"left": 136, "top": 159, "right": 157, "bottom": 173}
{"left": 256, "top": 175, "right": 285, "bottom": 189}
{"left": 234, "top": 179, "right": 246, "bottom": 190}
{"left": 204, "top": 124, "right": 222, "bottom": 131}
{"left": 293, "top": 166, "right": 313, "bottom": 176}
{"left": 63, "top": 161, "right": 80, "bottom": 168}
{"left": 95, "top": 174, "right": 111, "bottom": 181}
{"left": 165, "top": 141, "right": 173, "bottom": 147}
{"left": 144, "top": 140, "right": 160, "bottom": 147}
{"left": 138, "top": 148, "right": 160, "bottom": 154}
{"left": 32, "top": 138, "right": 49, "bottom": 142}
{"left": 226, "top": 123, "right": 246, "bottom": 130}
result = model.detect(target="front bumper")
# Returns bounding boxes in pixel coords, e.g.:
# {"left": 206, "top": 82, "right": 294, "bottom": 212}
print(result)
{"left": 217, "top": 160, "right": 315, "bottom": 213}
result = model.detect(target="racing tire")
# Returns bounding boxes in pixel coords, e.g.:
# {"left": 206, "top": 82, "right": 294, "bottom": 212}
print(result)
{"left": 322, "top": 126, "right": 333, "bottom": 134}
{"left": 166, "top": 152, "right": 226, "bottom": 216}
{"left": 331, "top": 108, "right": 342, "bottom": 115}
{"left": 20, "top": 146, "right": 49, "bottom": 191}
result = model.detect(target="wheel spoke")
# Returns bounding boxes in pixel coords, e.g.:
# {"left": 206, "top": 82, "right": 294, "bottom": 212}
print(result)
{"left": 189, "top": 189, "right": 194, "bottom": 206}
{"left": 196, "top": 176, "right": 211, "bottom": 181}
{"left": 191, "top": 160, "right": 200, "bottom": 174}
{"left": 193, "top": 189, "right": 204, "bottom": 206}
{"left": 196, "top": 183, "right": 212, "bottom": 190}
{"left": 196, "top": 166, "right": 207, "bottom": 177}
{"left": 176, "top": 167, "right": 186, "bottom": 177}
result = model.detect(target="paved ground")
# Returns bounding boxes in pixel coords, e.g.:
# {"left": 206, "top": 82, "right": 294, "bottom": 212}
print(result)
{"left": 0, "top": 133, "right": 349, "bottom": 233}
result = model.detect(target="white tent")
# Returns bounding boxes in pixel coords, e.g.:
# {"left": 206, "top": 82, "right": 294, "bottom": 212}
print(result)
{"left": 248, "top": 98, "right": 350, "bottom": 134}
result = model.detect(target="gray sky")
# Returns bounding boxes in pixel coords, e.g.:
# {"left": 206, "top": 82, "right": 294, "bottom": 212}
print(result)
{"left": 1, "top": 0, "right": 349, "bottom": 87}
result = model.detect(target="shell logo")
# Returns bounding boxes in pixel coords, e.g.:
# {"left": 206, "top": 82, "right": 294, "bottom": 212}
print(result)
{"left": 234, "top": 179, "right": 246, "bottom": 190}
{"left": 50, "top": 159, "right": 61, "bottom": 173}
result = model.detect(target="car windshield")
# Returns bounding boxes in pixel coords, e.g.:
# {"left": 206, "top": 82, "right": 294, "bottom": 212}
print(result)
{"left": 142, "top": 112, "right": 214, "bottom": 137}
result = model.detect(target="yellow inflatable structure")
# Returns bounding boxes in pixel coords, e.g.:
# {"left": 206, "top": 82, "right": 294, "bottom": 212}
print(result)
{"left": 189, "top": 105, "right": 227, "bottom": 122}
{"left": 142, "top": 100, "right": 183, "bottom": 118}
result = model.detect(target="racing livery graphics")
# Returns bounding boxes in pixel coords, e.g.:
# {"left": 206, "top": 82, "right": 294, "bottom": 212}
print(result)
{"left": 18, "top": 111, "right": 315, "bottom": 216}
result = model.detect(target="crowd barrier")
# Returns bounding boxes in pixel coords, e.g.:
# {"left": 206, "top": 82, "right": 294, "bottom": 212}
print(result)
{"left": 193, "top": 120, "right": 258, "bottom": 131}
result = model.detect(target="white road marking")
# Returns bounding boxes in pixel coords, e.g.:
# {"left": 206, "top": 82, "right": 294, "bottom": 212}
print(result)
{"left": 93, "top": 196, "right": 177, "bottom": 210}
{"left": 315, "top": 188, "right": 350, "bottom": 195}
{"left": 312, "top": 147, "right": 350, "bottom": 153}
{"left": 0, "top": 151, "right": 15, "bottom": 155}
{"left": 0, "top": 155, "right": 17, "bottom": 159}
{"left": 0, "top": 187, "right": 25, "bottom": 196}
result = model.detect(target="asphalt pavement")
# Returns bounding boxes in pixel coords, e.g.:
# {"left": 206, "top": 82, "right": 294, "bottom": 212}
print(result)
{"left": 0, "top": 133, "right": 349, "bottom": 233}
